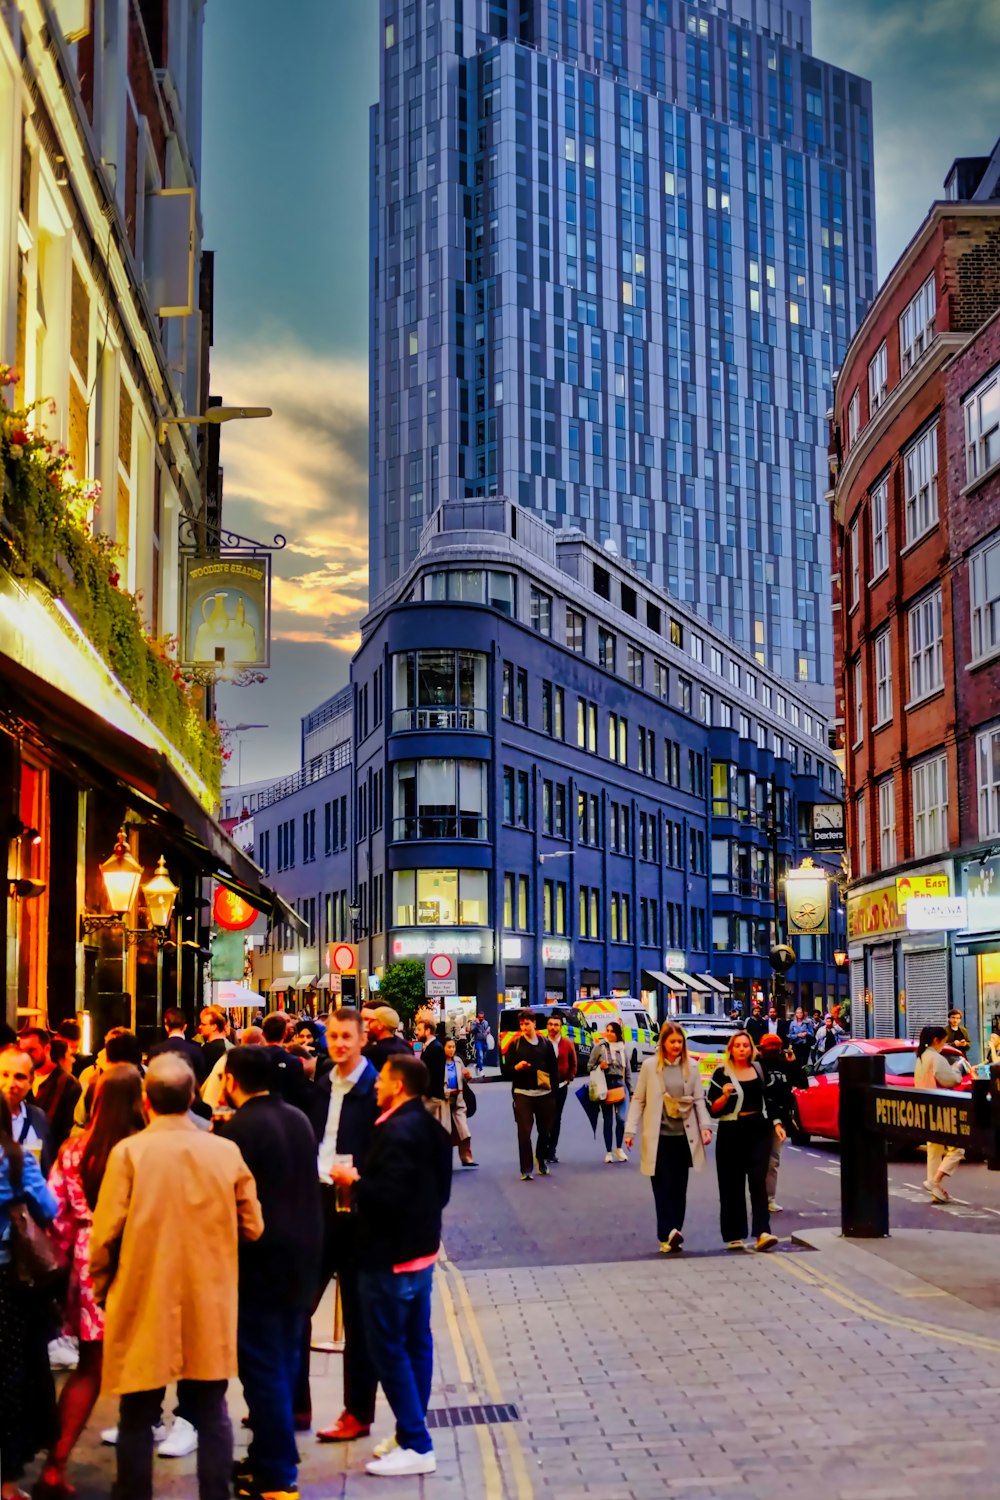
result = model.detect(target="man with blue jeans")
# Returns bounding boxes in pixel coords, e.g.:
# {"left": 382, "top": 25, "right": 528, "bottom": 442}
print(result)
{"left": 470, "top": 1014, "right": 490, "bottom": 1075}
{"left": 350, "top": 1054, "right": 452, "bottom": 1477}
{"left": 220, "top": 1046, "right": 323, "bottom": 1500}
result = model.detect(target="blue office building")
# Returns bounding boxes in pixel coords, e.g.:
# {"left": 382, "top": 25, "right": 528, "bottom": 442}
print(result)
{"left": 369, "top": 0, "right": 875, "bottom": 704}
{"left": 255, "top": 499, "right": 846, "bottom": 1027}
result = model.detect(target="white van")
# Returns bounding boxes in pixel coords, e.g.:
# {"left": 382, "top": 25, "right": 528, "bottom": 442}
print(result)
{"left": 577, "top": 998, "right": 658, "bottom": 1075}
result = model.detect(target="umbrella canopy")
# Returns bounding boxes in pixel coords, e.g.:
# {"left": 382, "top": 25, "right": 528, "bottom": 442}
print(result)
{"left": 212, "top": 982, "right": 262, "bottom": 1009}
{"left": 575, "top": 1080, "right": 602, "bottom": 1136}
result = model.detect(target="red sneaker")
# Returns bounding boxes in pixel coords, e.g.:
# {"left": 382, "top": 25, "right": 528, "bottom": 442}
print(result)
{"left": 316, "top": 1413, "right": 372, "bottom": 1443}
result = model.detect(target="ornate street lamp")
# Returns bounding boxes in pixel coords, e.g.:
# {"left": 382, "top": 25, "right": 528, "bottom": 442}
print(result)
{"left": 142, "top": 856, "right": 180, "bottom": 930}
{"left": 99, "top": 829, "right": 143, "bottom": 917}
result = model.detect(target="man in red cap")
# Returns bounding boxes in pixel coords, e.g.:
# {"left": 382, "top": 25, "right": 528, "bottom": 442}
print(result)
{"left": 756, "top": 1033, "right": 798, "bottom": 1214}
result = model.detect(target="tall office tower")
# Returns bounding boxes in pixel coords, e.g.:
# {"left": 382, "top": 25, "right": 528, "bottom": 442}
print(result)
{"left": 369, "top": 0, "right": 874, "bottom": 701}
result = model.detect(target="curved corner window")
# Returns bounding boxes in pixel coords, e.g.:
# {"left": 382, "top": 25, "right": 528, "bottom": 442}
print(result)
{"left": 392, "top": 759, "right": 488, "bottom": 841}
{"left": 391, "top": 649, "right": 488, "bottom": 731}
{"left": 421, "top": 570, "right": 515, "bottom": 615}
{"left": 392, "top": 869, "right": 489, "bottom": 927}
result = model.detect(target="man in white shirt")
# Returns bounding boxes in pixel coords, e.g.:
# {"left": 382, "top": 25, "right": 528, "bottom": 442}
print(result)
{"left": 0, "top": 1046, "right": 51, "bottom": 1171}
{"left": 297, "top": 1009, "right": 380, "bottom": 1442}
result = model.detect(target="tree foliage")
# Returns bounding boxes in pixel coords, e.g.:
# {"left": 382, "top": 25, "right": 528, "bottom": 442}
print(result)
{"left": 378, "top": 959, "right": 427, "bottom": 1029}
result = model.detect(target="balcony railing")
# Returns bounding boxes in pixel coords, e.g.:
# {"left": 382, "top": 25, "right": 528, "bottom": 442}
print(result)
{"left": 391, "top": 814, "right": 489, "bottom": 841}
{"left": 391, "top": 707, "right": 488, "bottom": 733}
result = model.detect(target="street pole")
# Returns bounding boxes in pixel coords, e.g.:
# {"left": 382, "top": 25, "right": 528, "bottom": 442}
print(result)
{"left": 769, "top": 796, "right": 784, "bottom": 1016}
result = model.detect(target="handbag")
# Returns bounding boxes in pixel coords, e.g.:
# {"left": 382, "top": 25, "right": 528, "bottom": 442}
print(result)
{"left": 462, "top": 1078, "right": 478, "bottom": 1118}
{"left": 605, "top": 1085, "right": 625, "bottom": 1105}
{"left": 8, "top": 1156, "right": 65, "bottom": 1291}
{"left": 588, "top": 1067, "right": 608, "bottom": 1103}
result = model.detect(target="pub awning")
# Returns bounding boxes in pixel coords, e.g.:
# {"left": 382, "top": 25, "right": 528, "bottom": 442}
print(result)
{"left": 642, "top": 969, "right": 687, "bottom": 991}
{"left": 2, "top": 652, "right": 306, "bottom": 938}
{"left": 290, "top": 974, "right": 317, "bottom": 990}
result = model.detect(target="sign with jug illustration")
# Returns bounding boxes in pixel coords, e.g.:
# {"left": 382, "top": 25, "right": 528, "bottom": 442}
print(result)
{"left": 180, "top": 553, "right": 270, "bottom": 668}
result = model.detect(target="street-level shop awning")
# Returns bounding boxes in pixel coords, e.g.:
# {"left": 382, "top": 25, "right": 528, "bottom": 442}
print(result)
{"left": 666, "top": 969, "right": 712, "bottom": 993}
{"left": 266, "top": 978, "right": 289, "bottom": 993}
{"left": 642, "top": 969, "right": 687, "bottom": 991}
{"left": 696, "top": 973, "right": 730, "bottom": 994}
{"left": 2, "top": 653, "right": 306, "bottom": 938}
{"left": 315, "top": 973, "right": 333, "bottom": 990}
{"left": 290, "top": 974, "right": 317, "bottom": 990}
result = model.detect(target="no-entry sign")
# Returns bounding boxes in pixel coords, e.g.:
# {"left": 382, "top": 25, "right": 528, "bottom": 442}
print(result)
{"left": 331, "top": 942, "right": 357, "bottom": 974}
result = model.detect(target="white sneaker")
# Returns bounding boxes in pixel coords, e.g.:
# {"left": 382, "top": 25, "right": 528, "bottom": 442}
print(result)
{"left": 604, "top": 1151, "right": 614, "bottom": 1163}
{"left": 614, "top": 1147, "right": 628, "bottom": 1161}
{"left": 48, "top": 1335, "right": 79, "bottom": 1370}
{"left": 365, "top": 1446, "right": 436, "bottom": 1476}
{"left": 102, "top": 1423, "right": 168, "bottom": 1446}
{"left": 372, "top": 1434, "right": 399, "bottom": 1459}
{"left": 769, "top": 1202, "right": 783, "bottom": 1213}
{"left": 157, "top": 1417, "right": 198, "bottom": 1457}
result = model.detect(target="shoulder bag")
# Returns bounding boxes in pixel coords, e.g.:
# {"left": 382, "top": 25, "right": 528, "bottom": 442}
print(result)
{"left": 8, "top": 1153, "right": 66, "bottom": 1291}
{"left": 462, "top": 1077, "right": 478, "bottom": 1118}
{"left": 605, "top": 1043, "right": 627, "bottom": 1105}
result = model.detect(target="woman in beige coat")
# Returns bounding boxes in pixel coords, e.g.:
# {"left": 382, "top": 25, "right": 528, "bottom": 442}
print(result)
{"left": 624, "top": 1022, "right": 712, "bottom": 1253}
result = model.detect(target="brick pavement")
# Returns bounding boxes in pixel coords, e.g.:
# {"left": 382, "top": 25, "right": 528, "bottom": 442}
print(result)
{"left": 29, "top": 1232, "right": 1000, "bottom": 1500}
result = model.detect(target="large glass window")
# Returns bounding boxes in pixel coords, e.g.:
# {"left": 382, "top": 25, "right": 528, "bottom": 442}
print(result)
{"left": 870, "top": 477, "right": 889, "bottom": 579}
{"left": 874, "top": 628, "right": 892, "bottom": 725}
{"left": 970, "top": 534, "right": 1000, "bottom": 664}
{"left": 422, "top": 570, "right": 515, "bottom": 614}
{"left": 899, "top": 274, "right": 936, "bottom": 374}
{"left": 904, "top": 425, "right": 938, "bottom": 542}
{"left": 392, "top": 759, "right": 488, "bottom": 840}
{"left": 965, "top": 367, "right": 1000, "bottom": 482}
{"left": 391, "top": 869, "right": 489, "bottom": 927}
{"left": 392, "top": 649, "right": 488, "bottom": 730}
{"left": 908, "top": 589, "right": 943, "bottom": 703}
{"left": 912, "top": 754, "right": 948, "bottom": 857}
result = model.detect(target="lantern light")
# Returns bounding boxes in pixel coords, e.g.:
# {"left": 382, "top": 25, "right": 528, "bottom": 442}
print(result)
{"left": 143, "top": 855, "right": 179, "bottom": 929}
{"left": 100, "top": 829, "right": 143, "bottom": 916}
{"left": 833, "top": 950, "right": 849, "bottom": 968}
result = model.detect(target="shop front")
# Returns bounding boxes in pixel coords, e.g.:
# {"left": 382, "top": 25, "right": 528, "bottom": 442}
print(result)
{"left": 388, "top": 925, "right": 497, "bottom": 1024}
{"left": 847, "top": 865, "right": 952, "bottom": 1040}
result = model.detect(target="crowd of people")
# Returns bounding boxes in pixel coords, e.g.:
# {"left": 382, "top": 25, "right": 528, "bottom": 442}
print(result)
{"left": 0, "top": 1005, "right": 456, "bottom": 1499}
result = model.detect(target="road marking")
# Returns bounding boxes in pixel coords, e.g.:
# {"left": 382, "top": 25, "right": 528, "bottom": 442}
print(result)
{"left": 774, "top": 1256, "right": 1000, "bottom": 1355}
{"left": 437, "top": 1256, "right": 501, "bottom": 1500}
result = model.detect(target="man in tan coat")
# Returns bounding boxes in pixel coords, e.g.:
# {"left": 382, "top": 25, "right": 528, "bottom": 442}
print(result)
{"left": 90, "top": 1051, "right": 263, "bottom": 1500}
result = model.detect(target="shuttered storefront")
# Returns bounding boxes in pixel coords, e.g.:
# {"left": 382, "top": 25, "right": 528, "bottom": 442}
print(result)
{"left": 850, "top": 958, "right": 866, "bottom": 1037}
{"left": 903, "top": 948, "right": 949, "bottom": 1040}
{"left": 870, "top": 946, "right": 896, "bottom": 1038}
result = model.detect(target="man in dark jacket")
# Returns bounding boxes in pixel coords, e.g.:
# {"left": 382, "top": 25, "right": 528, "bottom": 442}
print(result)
{"left": 757, "top": 1033, "right": 797, "bottom": 1214}
{"left": 543, "top": 1013, "right": 577, "bottom": 1164}
{"left": 415, "top": 1012, "right": 447, "bottom": 1127}
{"left": 507, "top": 1011, "right": 559, "bottom": 1180}
{"left": 362, "top": 1007, "right": 413, "bottom": 1073}
{"left": 353, "top": 1054, "right": 452, "bottom": 1478}
{"left": 147, "top": 1008, "right": 207, "bottom": 1085}
{"left": 219, "top": 1046, "right": 322, "bottom": 1500}
{"left": 20, "top": 1026, "right": 82, "bottom": 1157}
{"left": 299, "top": 1008, "right": 380, "bottom": 1442}
{"left": 261, "top": 1012, "right": 310, "bottom": 1113}
{"left": 0, "top": 1045, "right": 53, "bottom": 1173}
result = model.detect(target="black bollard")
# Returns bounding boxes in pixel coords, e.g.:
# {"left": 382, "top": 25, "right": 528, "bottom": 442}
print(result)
{"left": 839, "top": 1053, "right": 888, "bottom": 1238}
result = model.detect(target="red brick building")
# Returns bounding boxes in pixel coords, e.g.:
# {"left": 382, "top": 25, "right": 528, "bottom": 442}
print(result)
{"left": 829, "top": 141, "right": 1000, "bottom": 1049}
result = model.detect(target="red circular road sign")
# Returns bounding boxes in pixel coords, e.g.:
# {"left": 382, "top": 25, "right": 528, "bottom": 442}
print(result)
{"left": 428, "top": 953, "right": 453, "bottom": 980}
{"left": 331, "top": 943, "right": 356, "bottom": 973}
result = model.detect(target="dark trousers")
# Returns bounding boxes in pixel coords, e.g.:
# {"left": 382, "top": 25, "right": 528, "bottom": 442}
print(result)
{"left": 239, "top": 1304, "right": 306, "bottom": 1490}
{"left": 512, "top": 1092, "right": 555, "bottom": 1174}
{"left": 359, "top": 1266, "right": 435, "bottom": 1455}
{"left": 294, "top": 1189, "right": 377, "bottom": 1425}
{"left": 117, "top": 1380, "right": 230, "bottom": 1500}
{"left": 600, "top": 1095, "right": 627, "bottom": 1152}
{"left": 549, "top": 1084, "right": 570, "bottom": 1156}
{"left": 650, "top": 1133, "right": 692, "bottom": 1240}
{"left": 715, "top": 1117, "right": 771, "bottom": 1243}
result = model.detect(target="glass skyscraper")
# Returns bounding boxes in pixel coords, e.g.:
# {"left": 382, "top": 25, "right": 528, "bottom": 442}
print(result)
{"left": 369, "top": 0, "right": 874, "bottom": 701}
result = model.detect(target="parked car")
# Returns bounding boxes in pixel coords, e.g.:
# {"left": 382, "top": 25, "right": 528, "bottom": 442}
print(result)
{"left": 498, "top": 1003, "right": 593, "bottom": 1078}
{"left": 791, "top": 1039, "right": 973, "bottom": 1145}
{"left": 683, "top": 1023, "right": 742, "bottom": 1083}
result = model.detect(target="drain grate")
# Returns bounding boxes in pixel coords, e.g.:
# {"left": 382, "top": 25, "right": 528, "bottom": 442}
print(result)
{"left": 426, "top": 1403, "right": 520, "bottom": 1429}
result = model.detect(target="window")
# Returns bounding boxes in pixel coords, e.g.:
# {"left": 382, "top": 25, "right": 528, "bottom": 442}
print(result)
{"left": 877, "top": 778, "right": 896, "bottom": 868}
{"left": 543, "top": 879, "right": 567, "bottom": 935}
{"left": 542, "top": 681, "right": 565, "bottom": 739}
{"left": 699, "top": 689, "right": 712, "bottom": 725}
{"left": 579, "top": 886, "right": 601, "bottom": 939}
{"left": 912, "top": 754, "right": 948, "bottom": 857}
{"left": 566, "top": 608, "right": 586, "bottom": 653}
{"left": 677, "top": 676, "right": 692, "bottom": 714}
{"left": 853, "top": 655, "right": 863, "bottom": 745}
{"left": 965, "top": 366, "right": 1000, "bottom": 482}
{"left": 855, "top": 790, "right": 868, "bottom": 877}
{"left": 874, "top": 628, "right": 892, "bottom": 725}
{"left": 392, "top": 649, "right": 488, "bottom": 731}
{"left": 302, "top": 808, "right": 316, "bottom": 862}
{"left": 970, "top": 535, "right": 1000, "bottom": 663}
{"left": 689, "top": 632, "right": 704, "bottom": 664}
{"left": 608, "top": 712, "right": 627, "bottom": 763}
{"left": 502, "top": 661, "right": 513, "bottom": 718}
{"left": 868, "top": 341, "right": 888, "bottom": 414}
{"left": 392, "top": 759, "right": 489, "bottom": 840}
{"left": 847, "top": 387, "right": 860, "bottom": 446}
{"left": 653, "top": 661, "right": 669, "bottom": 699}
{"left": 391, "top": 869, "right": 488, "bottom": 927}
{"left": 739, "top": 713, "right": 751, "bottom": 739}
{"left": 626, "top": 644, "right": 643, "bottom": 685}
{"left": 503, "top": 874, "right": 532, "bottom": 931}
{"left": 979, "top": 727, "right": 1000, "bottom": 837}
{"left": 849, "top": 521, "right": 860, "bottom": 607}
{"left": 516, "top": 668, "right": 528, "bottom": 724}
{"left": 899, "top": 274, "right": 936, "bottom": 374}
{"left": 870, "top": 477, "right": 889, "bottom": 579}
{"left": 904, "top": 425, "right": 938, "bottom": 542}
{"left": 710, "top": 647, "right": 723, "bottom": 676}
{"left": 530, "top": 587, "right": 552, "bottom": 635}
{"left": 610, "top": 893, "right": 631, "bottom": 943}
{"left": 598, "top": 627, "right": 616, "bottom": 671}
{"left": 908, "top": 589, "right": 943, "bottom": 703}
{"left": 729, "top": 661, "right": 740, "bottom": 688}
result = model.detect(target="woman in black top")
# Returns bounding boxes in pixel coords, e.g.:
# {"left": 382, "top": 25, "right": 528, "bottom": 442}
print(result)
{"left": 706, "top": 1030, "right": 781, "bottom": 1252}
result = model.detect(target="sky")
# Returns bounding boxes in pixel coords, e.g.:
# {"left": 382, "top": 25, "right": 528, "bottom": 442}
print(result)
{"left": 202, "top": 0, "right": 1000, "bottom": 787}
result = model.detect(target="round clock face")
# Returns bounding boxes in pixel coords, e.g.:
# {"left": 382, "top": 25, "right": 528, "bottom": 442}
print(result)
{"left": 814, "top": 804, "right": 843, "bottom": 831}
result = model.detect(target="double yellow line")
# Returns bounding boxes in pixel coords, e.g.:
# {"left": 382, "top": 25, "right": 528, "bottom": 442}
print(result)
{"left": 437, "top": 1252, "right": 534, "bottom": 1500}
{"left": 776, "top": 1252, "right": 1000, "bottom": 1355}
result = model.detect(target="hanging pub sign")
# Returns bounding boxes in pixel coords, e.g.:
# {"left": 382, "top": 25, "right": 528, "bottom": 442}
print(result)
{"left": 213, "top": 884, "right": 259, "bottom": 932}
{"left": 785, "top": 859, "right": 830, "bottom": 935}
{"left": 180, "top": 553, "right": 271, "bottom": 668}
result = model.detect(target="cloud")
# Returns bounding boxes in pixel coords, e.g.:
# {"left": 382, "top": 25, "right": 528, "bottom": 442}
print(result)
{"left": 814, "top": 0, "right": 1000, "bottom": 274}
{"left": 208, "top": 340, "right": 370, "bottom": 654}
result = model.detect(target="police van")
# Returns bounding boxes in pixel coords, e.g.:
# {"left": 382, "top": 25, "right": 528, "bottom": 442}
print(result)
{"left": 497, "top": 1003, "right": 593, "bottom": 1079}
{"left": 577, "top": 998, "right": 658, "bottom": 1075}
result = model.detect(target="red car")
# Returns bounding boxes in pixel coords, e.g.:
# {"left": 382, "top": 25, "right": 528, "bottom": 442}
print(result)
{"left": 791, "top": 1038, "right": 973, "bottom": 1145}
